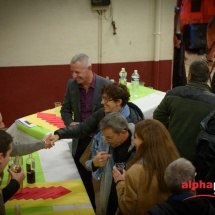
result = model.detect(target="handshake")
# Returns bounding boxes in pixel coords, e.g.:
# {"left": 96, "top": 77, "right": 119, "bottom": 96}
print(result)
{"left": 43, "top": 133, "right": 60, "bottom": 149}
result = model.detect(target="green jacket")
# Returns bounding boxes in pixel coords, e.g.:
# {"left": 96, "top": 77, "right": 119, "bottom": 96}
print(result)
{"left": 153, "top": 81, "right": 215, "bottom": 164}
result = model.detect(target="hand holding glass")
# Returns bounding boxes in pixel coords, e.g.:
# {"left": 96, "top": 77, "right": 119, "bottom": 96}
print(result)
{"left": 115, "top": 162, "right": 126, "bottom": 174}
{"left": 54, "top": 102, "right": 61, "bottom": 108}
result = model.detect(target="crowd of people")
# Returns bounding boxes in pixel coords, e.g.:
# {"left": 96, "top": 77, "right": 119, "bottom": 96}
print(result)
{"left": 1, "top": 53, "right": 215, "bottom": 215}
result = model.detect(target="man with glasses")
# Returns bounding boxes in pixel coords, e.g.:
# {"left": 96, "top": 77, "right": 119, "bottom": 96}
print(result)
{"left": 87, "top": 112, "right": 136, "bottom": 215}
{"left": 60, "top": 53, "right": 111, "bottom": 211}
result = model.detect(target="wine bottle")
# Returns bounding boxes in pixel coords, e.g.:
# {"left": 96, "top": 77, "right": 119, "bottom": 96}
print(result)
{"left": 26, "top": 154, "right": 36, "bottom": 183}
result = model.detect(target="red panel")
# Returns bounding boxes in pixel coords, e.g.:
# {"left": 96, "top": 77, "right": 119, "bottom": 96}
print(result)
{"left": 96, "top": 61, "right": 155, "bottom": 85}
{"left": 157, "top": 60, "right": 173, "bottom": 91}
{"left": 98, "top": 60, "right": 172, "bottom": 91}
{"left": 0, "top": 60, "right": 172, "bottom": 126}
{"left": 0, "top": 65, "right": 70, "bottom": 127}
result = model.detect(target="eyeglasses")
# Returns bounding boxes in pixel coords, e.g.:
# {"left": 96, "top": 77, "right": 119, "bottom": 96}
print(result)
{"left": 102, "top": 135, "right": 113, "bottom": 143}
{"left": 102, "top": 96, "right": 113, "bottom": 104}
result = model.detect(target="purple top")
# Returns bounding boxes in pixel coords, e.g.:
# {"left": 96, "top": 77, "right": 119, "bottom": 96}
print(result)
{"left": 79, "top": 73, "right": 96, "bottom": 122}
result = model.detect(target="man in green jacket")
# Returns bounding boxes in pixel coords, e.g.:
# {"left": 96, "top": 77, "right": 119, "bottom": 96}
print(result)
{"left": 153, "top": 60, "right": 215, "bottom": 166}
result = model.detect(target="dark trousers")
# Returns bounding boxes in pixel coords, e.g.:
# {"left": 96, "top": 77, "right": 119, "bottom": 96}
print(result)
{"left": 74, "top": 137, "right": 96, "bottom": 212}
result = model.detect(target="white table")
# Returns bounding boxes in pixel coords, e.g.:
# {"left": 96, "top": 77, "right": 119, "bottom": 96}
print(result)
{"left": 6, "top": 124, "right": 94, "bottom": 214}
{"left": 7, "top": 124, "right": 78, "bottom": 181}
{"left": 132, "top": 91, "right": 166, "bottom": 119}
{"left": 5, "top": 88, "right": 165, "bottom": 214}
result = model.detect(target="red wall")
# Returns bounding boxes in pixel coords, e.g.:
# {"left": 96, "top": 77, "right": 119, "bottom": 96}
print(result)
{"left": 0, "top": 59, "right": 172, "bottom": 127}
{"left": 0, "top": 65, "right": 70, "bottom": 127}
{"left": 95, "top": 60, "right": 172, "bottom": 91}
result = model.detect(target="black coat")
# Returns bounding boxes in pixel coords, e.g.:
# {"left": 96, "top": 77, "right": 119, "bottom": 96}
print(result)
{"left": 196, "top": 110, "right": 215, "bottom": 202}
{"left": 196, "top": 109, "right": 215, "bottom": 183}
{"left": 147, "top": 198, "right": 215, "bottom": 215}
{"left": 55, "top": 103, "right": 143, "bottom": 139}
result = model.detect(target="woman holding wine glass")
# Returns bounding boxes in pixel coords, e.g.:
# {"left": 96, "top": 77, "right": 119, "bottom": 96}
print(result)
{"left": 112, "top": 119, "right": 180, "bottom": 215}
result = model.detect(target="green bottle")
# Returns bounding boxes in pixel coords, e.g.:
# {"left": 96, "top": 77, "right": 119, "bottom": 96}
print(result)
{"left": 26, "top": 154, "right": 36, "bottom": 183}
